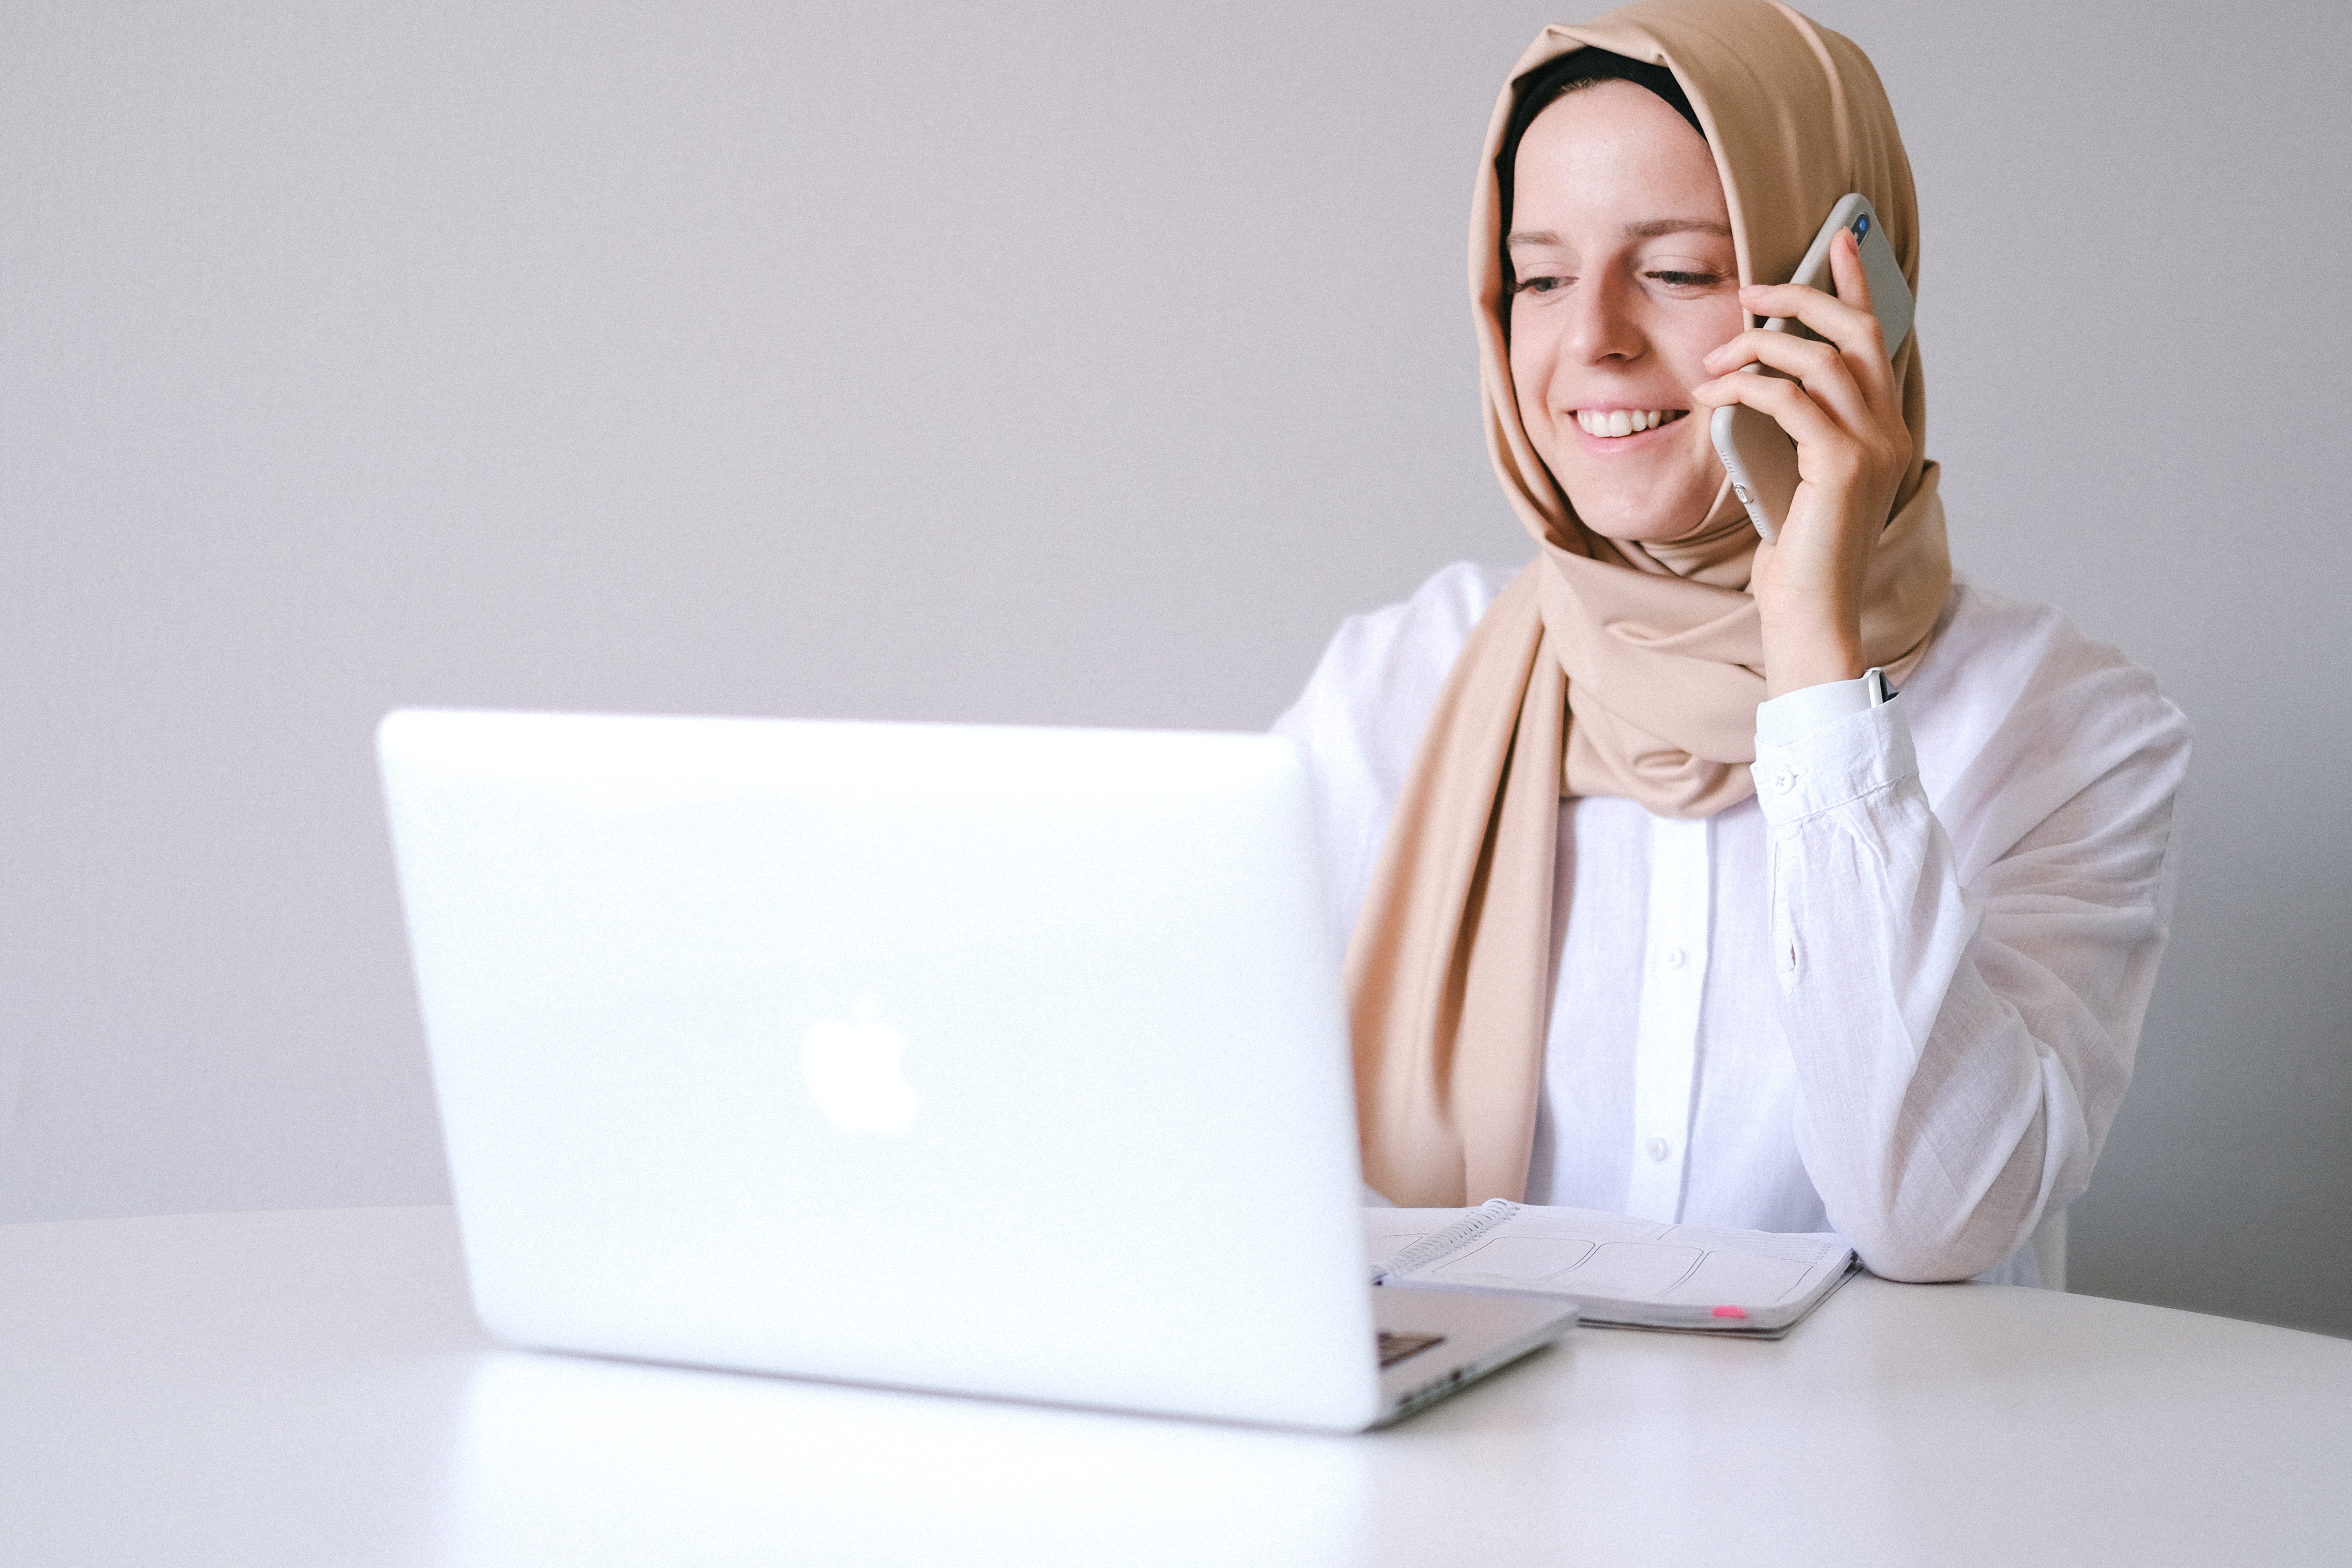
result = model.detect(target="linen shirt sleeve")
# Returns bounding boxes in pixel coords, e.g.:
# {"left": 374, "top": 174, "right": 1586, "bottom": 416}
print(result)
{"left": 1749, "top": 655, "right": 2190, "bottom": 1282}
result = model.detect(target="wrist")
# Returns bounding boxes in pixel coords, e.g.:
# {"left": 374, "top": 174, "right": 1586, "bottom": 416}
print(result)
{"left": 1760, "top": 628, "right": 1864, "bottom": 698}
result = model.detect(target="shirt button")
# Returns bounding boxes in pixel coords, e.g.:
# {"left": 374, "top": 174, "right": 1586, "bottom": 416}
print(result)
{"left": 1662, "top": 947, "right": 1688, "bottom": 971}
{"left": 1772, "top": 768, "right": 1798, "bottom": 794}
{"left": 1645, "top": 1137, "right": 1671, "bottom": 1163}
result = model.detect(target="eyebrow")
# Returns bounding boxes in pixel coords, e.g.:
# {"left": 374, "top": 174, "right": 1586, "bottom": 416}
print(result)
{"left": 1506, "top": 217, "right": 1733, "bottom": 249}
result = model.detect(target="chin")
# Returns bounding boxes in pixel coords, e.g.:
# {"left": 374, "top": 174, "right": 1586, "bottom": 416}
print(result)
{"left": 1555, "top": 478, "right": 1716, "bottom": 543}
{"left": 1547, "top": 451, "right": 1722, "bottom": 543}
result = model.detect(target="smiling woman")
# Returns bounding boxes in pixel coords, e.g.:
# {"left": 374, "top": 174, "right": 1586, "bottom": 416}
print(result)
{"left": 1276, "top": 0, "right": 2192, "bottom": 1284}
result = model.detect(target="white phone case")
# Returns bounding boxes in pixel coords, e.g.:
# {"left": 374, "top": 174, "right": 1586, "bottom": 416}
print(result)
{"left": 1711, "top": 193, "right": 1915, "bottom": 542}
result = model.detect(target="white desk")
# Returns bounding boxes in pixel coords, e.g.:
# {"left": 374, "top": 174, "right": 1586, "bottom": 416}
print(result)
{"left": 2, "top": 1206, "right": 2346, "bottom": 1566}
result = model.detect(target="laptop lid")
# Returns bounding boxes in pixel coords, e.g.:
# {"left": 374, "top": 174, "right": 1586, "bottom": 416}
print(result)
{"left": 378, "top": 709, "right": 1385, "bottom": 1429}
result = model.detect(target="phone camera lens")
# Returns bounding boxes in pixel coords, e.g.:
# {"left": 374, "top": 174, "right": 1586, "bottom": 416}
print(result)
{"left": 1853, "top": 215, "right": 1870, "bottom": 238}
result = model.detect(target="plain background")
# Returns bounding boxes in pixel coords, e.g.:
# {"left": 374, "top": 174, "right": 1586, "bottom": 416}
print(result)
{"left": 3, "top": 0, "right": 2345, "bottom": 1335}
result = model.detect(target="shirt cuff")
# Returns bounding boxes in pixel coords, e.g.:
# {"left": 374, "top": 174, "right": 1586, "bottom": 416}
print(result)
{"left": 1755, "top": 673, "right": 1877, "bottom": 747}
{"left": 1751, "top": 690, "right": 1917, "bottom": 825}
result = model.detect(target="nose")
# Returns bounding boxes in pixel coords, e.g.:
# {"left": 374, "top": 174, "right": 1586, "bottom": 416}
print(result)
{"left": 1559, "top": 267, "right": 1645, "bottom": 367}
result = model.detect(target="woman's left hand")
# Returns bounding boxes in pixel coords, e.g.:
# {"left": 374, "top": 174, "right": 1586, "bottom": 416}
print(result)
{"left": 1690, "top": 228, "right": 1912, "bottom": 698}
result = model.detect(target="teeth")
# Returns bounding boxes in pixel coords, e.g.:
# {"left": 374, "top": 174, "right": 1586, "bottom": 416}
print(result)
{"left": 1577, "top": 408, "right": 1680, "bottom": 437}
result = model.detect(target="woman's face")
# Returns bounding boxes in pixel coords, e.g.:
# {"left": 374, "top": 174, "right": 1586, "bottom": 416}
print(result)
{"left": 1507, "top": 81, "right": 1743, "bottom": 543}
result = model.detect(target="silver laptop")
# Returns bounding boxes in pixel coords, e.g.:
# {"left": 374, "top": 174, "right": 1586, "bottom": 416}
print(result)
{"left": 376, "top": 708, "right": 1573, "bottom": 1431}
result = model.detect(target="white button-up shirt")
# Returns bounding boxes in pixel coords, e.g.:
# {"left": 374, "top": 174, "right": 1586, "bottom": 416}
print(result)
{"left": 1276, "top": 563, "right": 2190, "bottom": 1283}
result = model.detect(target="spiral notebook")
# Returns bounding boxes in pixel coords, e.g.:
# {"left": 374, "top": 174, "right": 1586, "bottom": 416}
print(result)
{"left": 1366, "top": 1201, "right": 1858, "bottom": 1338}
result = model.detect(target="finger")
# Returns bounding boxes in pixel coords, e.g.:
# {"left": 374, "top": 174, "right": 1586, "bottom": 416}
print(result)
{"left": 1730, "top": 230, "right": 1901, "bottom": 423}
{"left": 1695, "top": 358, "right": 1908, "bottom": 484}
{"left": 1820, "top": 229, "right": 1900, "bottom": 412}
{"left": 1738, "top": 246, "right": 1886, "bottom": 365}
{"left": 1699, "top": 328, "right": 1873, "bottom": 432}
{"left": 1827, "top": 226, "right": 1874, "bottom": 318}
{"left": 1691, "top": 370, "right": 1860, "bottom": 483}
{"left": 1734, "top": 288, "right": 1886, "bottom": 373}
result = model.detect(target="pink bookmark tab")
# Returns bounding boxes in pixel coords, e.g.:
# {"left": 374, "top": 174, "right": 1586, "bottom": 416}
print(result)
{"left": 1710, "top": 1305, "right": 1749, "bottom": 1320}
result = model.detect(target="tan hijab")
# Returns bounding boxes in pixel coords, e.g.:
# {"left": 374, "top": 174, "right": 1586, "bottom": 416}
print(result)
{"left": 1347, "top": 0, "right": 1952, "bottom": 1206}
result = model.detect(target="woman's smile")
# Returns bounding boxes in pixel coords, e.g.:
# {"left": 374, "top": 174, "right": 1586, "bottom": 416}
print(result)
{"left": 1571, "top": 406, "right": 1691, "bottom": 447}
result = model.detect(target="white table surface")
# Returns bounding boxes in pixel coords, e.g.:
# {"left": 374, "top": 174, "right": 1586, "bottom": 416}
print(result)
{"left": 2, "top": 1206, "right": 2346, "bottom": 1567}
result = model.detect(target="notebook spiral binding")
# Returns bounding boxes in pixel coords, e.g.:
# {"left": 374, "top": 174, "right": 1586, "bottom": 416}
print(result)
{"left": 1372, "top": 1198, "right": 1521, "bottom": 1283}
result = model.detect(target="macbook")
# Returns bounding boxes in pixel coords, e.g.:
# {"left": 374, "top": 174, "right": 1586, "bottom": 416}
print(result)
{"left": 376, "top": 708, "right": 1574, "bottom": 1431}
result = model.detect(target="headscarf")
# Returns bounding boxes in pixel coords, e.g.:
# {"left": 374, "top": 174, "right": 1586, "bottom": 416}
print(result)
{"left": 1346, "top": 0, "right": 1953, "bottom": 1206}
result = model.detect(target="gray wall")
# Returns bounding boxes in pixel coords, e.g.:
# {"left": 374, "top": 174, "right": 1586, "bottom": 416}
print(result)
{"left": 4, "top": 2, "right": 2345, "bottom": 1333}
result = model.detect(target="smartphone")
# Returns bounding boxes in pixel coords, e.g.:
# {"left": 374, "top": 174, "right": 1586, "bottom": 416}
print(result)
{"left": 1711, "top": 193, "right": 1915, "bottom": 542}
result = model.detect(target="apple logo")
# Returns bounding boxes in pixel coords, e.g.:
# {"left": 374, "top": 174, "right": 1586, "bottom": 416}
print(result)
{"left": 798, "top": 995, "right": 919, "bottom": 1135}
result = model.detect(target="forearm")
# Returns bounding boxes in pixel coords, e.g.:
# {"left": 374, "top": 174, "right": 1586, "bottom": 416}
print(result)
{"left": 1770, "top": 785, "right": 2089, "bottom": 1280}
{"left": 1753, "top": 693, "right": 2169, "bottom": 1280}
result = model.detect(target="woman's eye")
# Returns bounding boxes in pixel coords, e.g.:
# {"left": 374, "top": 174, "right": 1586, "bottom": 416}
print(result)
{"left": 1647, "top": 270, "right": 1726, "bottom": 288}
{"left": 1515, "top": 275, "right": 1570, "bottom": 295}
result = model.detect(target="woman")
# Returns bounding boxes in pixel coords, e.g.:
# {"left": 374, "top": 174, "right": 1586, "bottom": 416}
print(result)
{"left": 1277, "top": 0, "right": 2190, "bottom": 1283}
